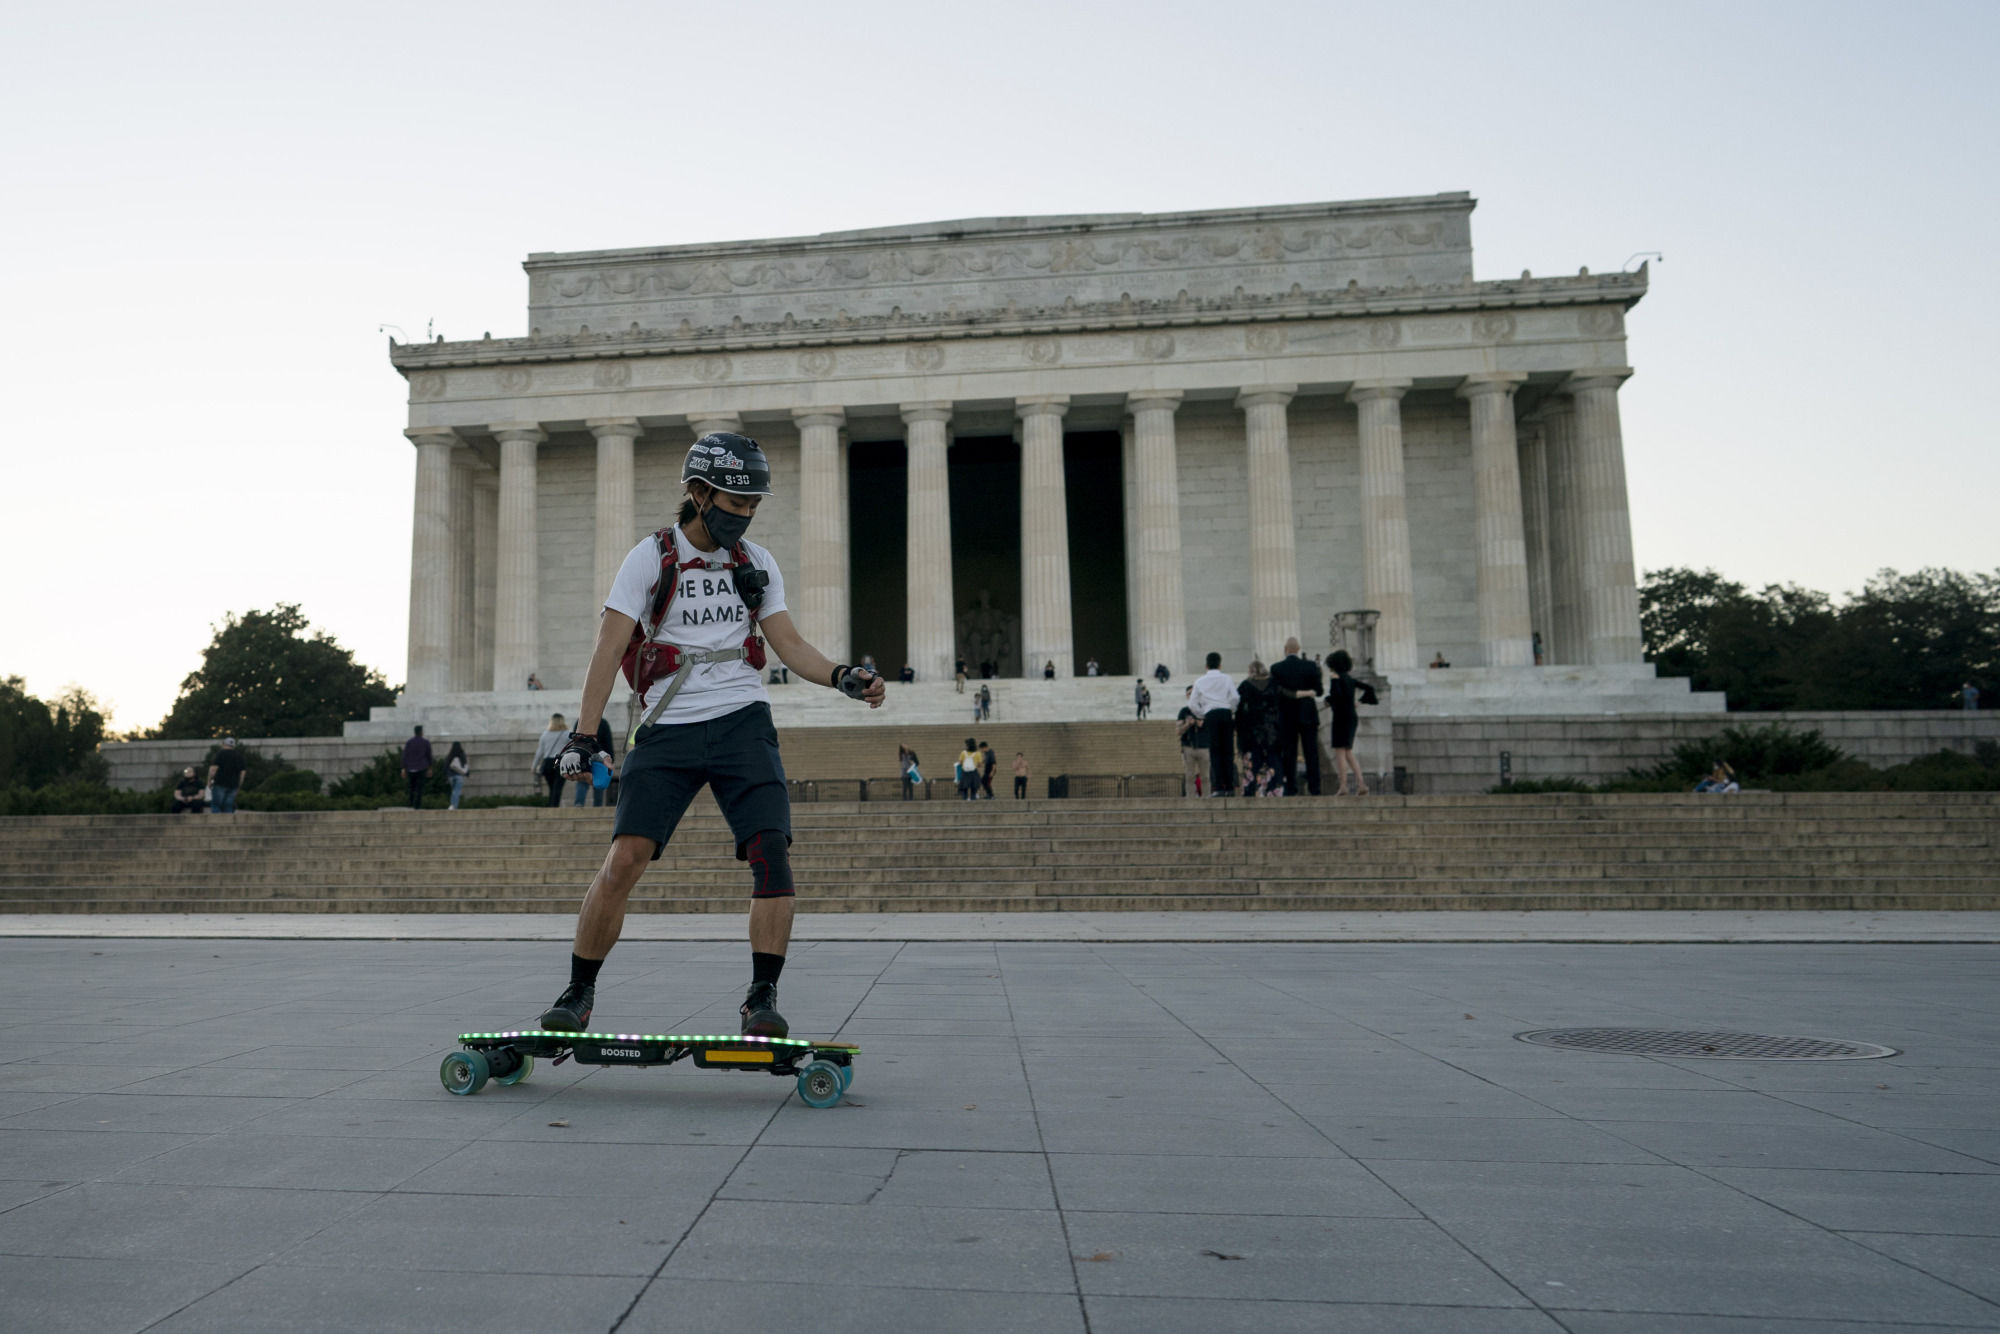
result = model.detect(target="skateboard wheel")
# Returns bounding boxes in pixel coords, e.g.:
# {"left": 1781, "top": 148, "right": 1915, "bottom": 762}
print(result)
{"left": 838, "top": 1063, "right": 853, "bottom": 1092}
{"left": 439, "top": 1050, "right": 490, "bottom": 1096}
{"left": 495, "top": 1052, "right": 533, "bottom": 1086}
{"left": 796, "top": 1059, "right": 843, "bottom": 1109}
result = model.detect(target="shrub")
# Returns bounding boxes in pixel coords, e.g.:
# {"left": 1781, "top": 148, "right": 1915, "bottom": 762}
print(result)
{"left": 329, "top": 750, "right": 449, "bottom": 801}
{"left": 255, "top": 768, "right": 323, "bottom": 795}
{"left": 0, "top": 784, "right": 171, "bottom": 816}
{"left": 1487, "top": 777, "right": 1594, "bottom": 794}
{"left": 1645, "top": 723, "right": 1846, "bottom": 784}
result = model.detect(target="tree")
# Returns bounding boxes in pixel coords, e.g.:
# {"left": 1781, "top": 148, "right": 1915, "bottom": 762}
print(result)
{"left": 152, "top": 605, "right": 397, "bottom": 740}
{"left": 1639, "top": 567, "right": 1746, "bottom": 684}
{"left": 1642, "top": 566, "right": 1999, "bottom": 711}
{"left": 0, "top": 677, "right": 109, "bottom": 786}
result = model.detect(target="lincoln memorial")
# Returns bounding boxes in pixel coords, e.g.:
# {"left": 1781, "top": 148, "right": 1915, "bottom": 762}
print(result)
{"left": 366, "top": 191, "right": 1715, "bottom": 736}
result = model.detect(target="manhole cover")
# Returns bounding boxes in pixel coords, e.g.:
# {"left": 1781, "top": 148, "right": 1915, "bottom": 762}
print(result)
{"left": 1516, "top": 1028, "right": 1898, "bottom": 1061}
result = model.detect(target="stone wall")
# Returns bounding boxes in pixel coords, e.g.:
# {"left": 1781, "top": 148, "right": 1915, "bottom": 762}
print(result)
{"left": 1397, "top": 711, "right": 2000, "bottom": 794}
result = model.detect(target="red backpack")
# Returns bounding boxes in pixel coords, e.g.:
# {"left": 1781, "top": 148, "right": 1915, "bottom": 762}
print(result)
{"left": 619, "top": 526, "right": 768, "bottom": 695}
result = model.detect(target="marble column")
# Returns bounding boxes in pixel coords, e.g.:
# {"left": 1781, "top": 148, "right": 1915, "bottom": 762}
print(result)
{"left": 403, "top": 428, "right": 457, "bottom": 694}
{"left": 472, "top": 473, "right": 498, "bottom": 691}
{"left": 1120, "top": 419, "right": 1139, "bottom": 676}
{"left": 1566, "top": 368, "right": 1644, "bottom": 664}
{"left": 1540, "top": 399, "right": 1587, "bottom": 665}
{"left": 1347, "top": 380, "right": 1418, "bottom": 673}
{"left": 1459, "top": 372, "right": 1534, "bottom": 668}
{"left": 792, "top": 408, "right": 850, "bottom": 662}
{"left": 1127, "top": 392, "right": 1188, "bottom": 678}
{"left": 901, "top": 402, "right": 954, "bottom": 681}
{"left": 1017, "top": 395, "right": 1074, "bottom": 678}
{"left": 447, "top": 449, "right": 478, "bottom": 692}
{"left": 588, "top": 418, "right": 639, "bottom": 601}
{"left": 1237, "top": 384, "right": 1301, "bottom": 657}
{"left": 1517, "top": 420, "right": 1555, "bottom": 665}
{"left": 490, "top": 422, "right": 545, "bottom": 692}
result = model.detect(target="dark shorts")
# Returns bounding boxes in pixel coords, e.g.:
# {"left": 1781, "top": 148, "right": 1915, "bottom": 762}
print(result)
{"left": 613, "top": 702, "right": 792, "bottom": 861}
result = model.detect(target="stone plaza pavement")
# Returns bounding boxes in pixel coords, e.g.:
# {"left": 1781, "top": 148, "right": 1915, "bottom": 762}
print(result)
{"left": 0, "top": 931, "right": 1995, "bottom": 1332}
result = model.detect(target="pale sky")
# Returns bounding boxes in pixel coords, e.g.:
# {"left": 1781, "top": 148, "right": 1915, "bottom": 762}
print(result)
{"left": 3, "top": 0, "right": 1994, "bottom": 732}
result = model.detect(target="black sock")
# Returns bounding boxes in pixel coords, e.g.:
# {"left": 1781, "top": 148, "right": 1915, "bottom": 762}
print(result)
{"left": 570, "top": 953, "right": 604, "bottom": 988}
{"left": 751, "top": 952, "right": 785, "bottom": 986}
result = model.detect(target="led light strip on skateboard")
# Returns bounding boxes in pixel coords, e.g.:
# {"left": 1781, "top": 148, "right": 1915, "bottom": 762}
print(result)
{"left": 442, "top": 1029, "right": 859, "bottom": 1108}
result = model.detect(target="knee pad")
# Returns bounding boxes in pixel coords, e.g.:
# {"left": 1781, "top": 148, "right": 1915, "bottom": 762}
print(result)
{"left": 743, "top": 829, "right": 795, "bottom": 899}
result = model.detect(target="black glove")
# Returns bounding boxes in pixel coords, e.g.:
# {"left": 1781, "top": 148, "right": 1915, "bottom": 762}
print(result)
{"left": 556, "top": 731, "right": 608, "bottom": 778}
{"left": 832, "top": 664, "right": 877, "bottom": 701}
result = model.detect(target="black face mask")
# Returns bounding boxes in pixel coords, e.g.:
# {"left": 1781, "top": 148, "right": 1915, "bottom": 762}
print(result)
{"left": 701, "top": 500, "right": 752, "bottom": 547}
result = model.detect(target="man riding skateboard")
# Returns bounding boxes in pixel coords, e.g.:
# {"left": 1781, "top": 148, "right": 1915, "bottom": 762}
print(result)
{"left": 539, "top": 432, "right": 885, "bottom": 1039}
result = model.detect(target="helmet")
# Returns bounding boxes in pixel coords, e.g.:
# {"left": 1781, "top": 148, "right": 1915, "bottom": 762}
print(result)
{"left": 683, "top": 432, "right": 773, "bottom": 496}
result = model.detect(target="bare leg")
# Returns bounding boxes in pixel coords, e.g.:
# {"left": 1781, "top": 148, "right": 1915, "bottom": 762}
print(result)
{"left": 749, "top": 895, "right": 795, "bottom": 956}
{"left": 572, "top": 834, "right": 656, "bottom": 959}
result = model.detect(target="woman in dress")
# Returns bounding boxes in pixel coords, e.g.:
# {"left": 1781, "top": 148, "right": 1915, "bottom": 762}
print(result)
{"left": 1323, "top": 651, "right": 1378, "bottom": 796}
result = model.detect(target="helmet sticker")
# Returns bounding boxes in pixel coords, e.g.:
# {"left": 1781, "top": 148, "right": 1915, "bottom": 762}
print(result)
{"left": 717, "top": 452, "right": 744, "bottom": 470}
{"left": 686, "top": 455, "right": 710, "bottom": 471}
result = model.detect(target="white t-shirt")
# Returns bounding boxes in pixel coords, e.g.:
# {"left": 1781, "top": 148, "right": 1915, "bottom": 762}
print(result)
{"left": 604, "top": 528, "right": 789, "bottom": 726}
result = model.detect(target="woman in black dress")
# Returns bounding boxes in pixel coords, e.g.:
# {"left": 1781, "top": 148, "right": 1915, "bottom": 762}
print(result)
{"left": 1323, "top": 650, "right": 1377, "bottom": 796}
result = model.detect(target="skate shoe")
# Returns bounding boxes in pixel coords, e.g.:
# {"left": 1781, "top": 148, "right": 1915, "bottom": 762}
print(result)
{"left": 740, "top": 980, "right": 789, "bottom": 1038}
{"left": 539, "top": 982, "right": 594, "bottom": 1032}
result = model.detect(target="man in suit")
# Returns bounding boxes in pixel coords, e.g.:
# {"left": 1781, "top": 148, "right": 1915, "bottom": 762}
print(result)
{"left": 1267, "top": 637, "right": 1324, "bottom": 796}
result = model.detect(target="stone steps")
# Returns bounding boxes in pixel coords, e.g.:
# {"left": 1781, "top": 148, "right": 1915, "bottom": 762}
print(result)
{"left": 5, "top": 794, "right": 1993, "bottom": 914}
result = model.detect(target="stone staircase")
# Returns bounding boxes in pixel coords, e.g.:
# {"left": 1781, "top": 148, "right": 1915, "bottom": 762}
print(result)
{"left": 2, "top": 793, "right": 1994, "bottom": 914}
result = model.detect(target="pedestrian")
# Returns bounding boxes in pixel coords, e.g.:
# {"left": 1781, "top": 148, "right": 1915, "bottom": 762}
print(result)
{"left": 898, "top": 744, "right": 921, "bottom": 799}
{"left": 171, "top": 766, "right": 207, "bottom": 814}
{"left": 900, "top": 663, "right": 915, "bottom": 683}
{"left": 1012, "top": 751, "right": 1029, "bottom": 798}
{"left": 1964, "top": 682, "right": 1981, "bottom": 711}
{"left": 1043, "top": 660, "right": 1056, "bottom": 679}
{"left": 1429, "top": 651, "right": 1450, "bottom": 669}
{"left": 979, "top": 740, "right": 997, "bottom": 799}
{"left": 977, "top": 682, "right": 992, "bottom": 721}
{"left": 1134, "top": 678, "right": 1150, "bottom": 719}
{"left": 533, "top": 429, "right": 886, "bottom": 1040}
{"left": 527, "top": 673, "right": 545, "bottom": 690}
{"left": 446, "top": 742, "right": 470, "bottom": 810}
{"left": 532, "top": 714, "right": 568, "bottom": 806}
{"left": 1324, "top": 650, "right": 1380, "bottom": 796}
{"left": 207, "top": 736, "right": 246, "bottom": 814}
{"left": 1233, "top": 660, "right": 1283, "bottom": 797}
{"left": 1268, "top": 637, "right": 1324, "bottom": 796}
{"left": 1189, "top": 652, "right": 1240, "bottom": 797}
{"left": 1085, "top": 657, "right": 1099, "bottom": 677}
{"left": 402, "top": 724, "right": 433, "bottom": 810}
{"left": 957, "top": 737, "right": 982, "bottom": 801}
{"left": 1176, "top": 686, "right": 1209, "bottom": 798}
{"left": 1153, "top": 662, "right": 1171, "bottom": 684}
